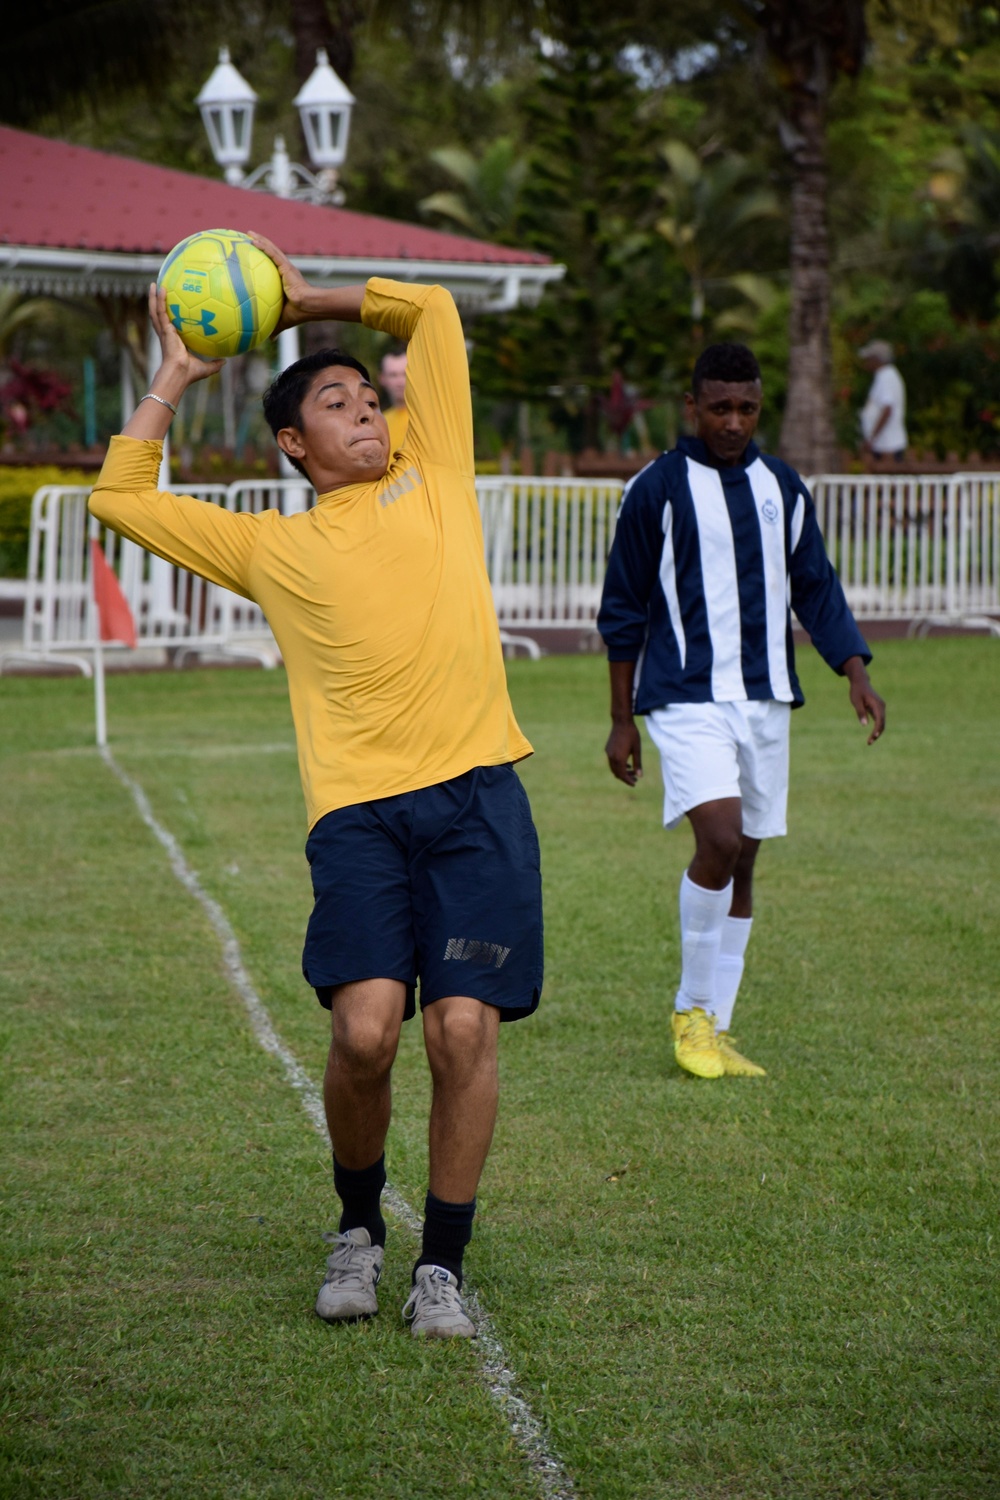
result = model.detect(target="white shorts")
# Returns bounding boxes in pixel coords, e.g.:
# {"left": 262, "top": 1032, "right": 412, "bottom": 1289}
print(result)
{"left": 644, "top": 700, "right": 791, "bottom": 839}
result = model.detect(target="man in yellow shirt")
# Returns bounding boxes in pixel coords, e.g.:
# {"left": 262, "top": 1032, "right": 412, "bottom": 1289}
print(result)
{"left": 379, "top": 346, "right": 409, "bottom": 452}
{"left": 89, "top": 234, "right": 542, "bottom": 1339}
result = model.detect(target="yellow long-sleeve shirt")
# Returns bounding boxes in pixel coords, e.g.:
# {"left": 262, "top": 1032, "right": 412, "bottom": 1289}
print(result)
{"left": 89, "top": 277, "right": 532, "bottom": 830}
{"left": 384, "top": 403, "right": 409, "bottom": 453}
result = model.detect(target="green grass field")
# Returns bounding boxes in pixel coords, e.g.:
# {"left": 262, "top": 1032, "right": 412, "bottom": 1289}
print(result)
{"left": 2, "top": 639, "right": 998, "bottom": 1500}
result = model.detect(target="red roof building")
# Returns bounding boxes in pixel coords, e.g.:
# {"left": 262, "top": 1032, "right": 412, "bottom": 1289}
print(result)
{"left": 0, "top": 125, "right": 561, "bottom": 310}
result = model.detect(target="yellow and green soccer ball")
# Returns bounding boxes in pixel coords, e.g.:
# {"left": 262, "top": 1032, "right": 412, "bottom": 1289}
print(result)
{"left": 157, "top": 229, "right": 284, "bottom": 358}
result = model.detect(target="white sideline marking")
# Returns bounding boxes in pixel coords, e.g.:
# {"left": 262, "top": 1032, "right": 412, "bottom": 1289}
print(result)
{"left": 45, "top": 740, "right": 296, "bottom": 761}
{"left": 101, "top": 745, "right": 576, "bottom": 1500}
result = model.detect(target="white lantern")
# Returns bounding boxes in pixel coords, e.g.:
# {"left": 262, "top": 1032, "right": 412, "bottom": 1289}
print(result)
{"left": 293, "top": 49, "right": 355, "bottom": 171}
{"left": 196, "top": 48, "right": 258, "bottom": 185}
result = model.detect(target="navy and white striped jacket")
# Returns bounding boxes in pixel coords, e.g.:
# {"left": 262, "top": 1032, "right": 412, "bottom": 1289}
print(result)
{"left": 597, "top": 436, "right": 870, "bottom": 712}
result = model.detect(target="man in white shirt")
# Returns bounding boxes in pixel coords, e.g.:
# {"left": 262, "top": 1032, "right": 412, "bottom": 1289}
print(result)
{"left": 859, "top": 340, "right": 907, "bottom": 462}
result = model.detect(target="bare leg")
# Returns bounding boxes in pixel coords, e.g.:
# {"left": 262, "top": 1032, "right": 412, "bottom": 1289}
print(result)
{"left": 686, "top": 796, "right": 744, "bottom": 889}
{"left": 422, "top": 996, "right": 501, "bottom": 1203}
{"left": 730, "top": 835, "right": 761, "bottom": 919}
{"left": 323, "top": 978, "right": 406, "bottom": 1168}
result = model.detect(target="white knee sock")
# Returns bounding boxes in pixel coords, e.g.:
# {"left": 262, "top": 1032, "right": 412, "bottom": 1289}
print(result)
{"left": 713, "top": 916, "right": 753, "bottom": 1032}
{"left": 674, "top": 872, "right": 733, "bottom": 1013}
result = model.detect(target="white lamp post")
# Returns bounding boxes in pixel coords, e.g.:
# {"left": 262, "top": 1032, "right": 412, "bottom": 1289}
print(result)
{"left": 293, "top": 49, "right": 356, "bottom": 200}
{"left": 195, "top": 48, "right": 257, "bottom": 186}
{"left": 196, "top": 48, "right": 354, "bottom": 205}
{"left": 196, "top": 48, "right": 355, "bottom": 498}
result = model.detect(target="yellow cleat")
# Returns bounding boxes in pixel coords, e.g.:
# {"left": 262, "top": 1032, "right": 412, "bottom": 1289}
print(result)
{"left": 671, "top": 1007, "right": 725, "bottom": 1079}
{"left": 716, "top": 1031, "right": 766, "bottom": 1077}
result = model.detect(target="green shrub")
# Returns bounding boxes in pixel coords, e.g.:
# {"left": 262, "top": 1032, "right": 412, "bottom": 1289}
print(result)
{"left": 0, "top": 467, "right": 93, "bottom": 578}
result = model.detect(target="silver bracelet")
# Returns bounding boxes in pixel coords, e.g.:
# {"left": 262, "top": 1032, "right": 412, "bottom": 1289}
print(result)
{"left": 139, "top": 392, "right": 178, "bottom": 415}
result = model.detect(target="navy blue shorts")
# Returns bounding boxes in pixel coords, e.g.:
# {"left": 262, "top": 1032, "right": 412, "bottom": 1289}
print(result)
{"left": 302, "top": 764, "right": 543, "bottom": 1022}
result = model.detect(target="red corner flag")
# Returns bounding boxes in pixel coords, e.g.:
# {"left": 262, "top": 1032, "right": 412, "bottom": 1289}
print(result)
{"left": 90, "top": 540, "right": 137, "bottom": 648}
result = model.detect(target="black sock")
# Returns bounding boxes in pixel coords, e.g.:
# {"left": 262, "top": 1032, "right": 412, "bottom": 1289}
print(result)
{"left": 333, "top": 1154, "right": 387, "bottom": 1249}
{"left": 414, "top": 1191, "right": 476, "bottom": 1288}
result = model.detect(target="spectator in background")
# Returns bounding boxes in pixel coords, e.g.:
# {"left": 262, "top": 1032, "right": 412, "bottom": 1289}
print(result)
{"left": 380, "top": 347, "right": 409, "bottom": 452}
{"left": 859, "top": 340, "right": 907, "bottom": 465}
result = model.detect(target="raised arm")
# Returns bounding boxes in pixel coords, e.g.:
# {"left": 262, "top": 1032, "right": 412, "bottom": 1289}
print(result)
{"left": 120, "top": 282, "right": 224, "bottom": 441}
{"left": 90, "top": 283, "right": 260, "bottom": 597}
{"left": 250, "top": 234, "right": 473, "bottom": 476}
{"left": 247, "top": 233, "right": 367, "bottom": 331}
{"left": 360, "top": 280, "right": 473, "bottom": 477}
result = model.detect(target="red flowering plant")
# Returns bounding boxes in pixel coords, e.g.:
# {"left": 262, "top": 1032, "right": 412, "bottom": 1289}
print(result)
{"left": 601, "top": 369, "right": 654, "bottom": 452}
{"left": 0, "top": 359, "right": 75, "bottom": 444}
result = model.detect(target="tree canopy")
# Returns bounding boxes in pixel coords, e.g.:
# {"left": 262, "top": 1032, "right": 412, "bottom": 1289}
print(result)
{"left": 3, "top": 0, "right": 1000, "bottom": 465}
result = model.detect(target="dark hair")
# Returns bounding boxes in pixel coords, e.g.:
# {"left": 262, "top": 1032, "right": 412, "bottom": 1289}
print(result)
{"left": 262, "top": 348, "right": 373, "bottom": 479}
{"left": 692, "top": 343, "right": 762, "bottom": 395}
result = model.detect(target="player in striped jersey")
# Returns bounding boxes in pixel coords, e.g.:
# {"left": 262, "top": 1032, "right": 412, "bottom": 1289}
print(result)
{"left": 597, "top": 343, "right": 886, "bottom": 1078}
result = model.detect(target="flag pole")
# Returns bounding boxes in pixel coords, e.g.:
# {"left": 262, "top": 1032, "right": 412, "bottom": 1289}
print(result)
{"left": 90, "top": 537, "right": 136, "bottom": 747}
{"left": 94, "top": 633, "right": 108, "bottom": 748}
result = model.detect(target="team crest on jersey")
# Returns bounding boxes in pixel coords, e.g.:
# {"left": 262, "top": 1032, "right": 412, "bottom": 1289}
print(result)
{"left": 761, "top": 497, "right": 780, "bottom": 524}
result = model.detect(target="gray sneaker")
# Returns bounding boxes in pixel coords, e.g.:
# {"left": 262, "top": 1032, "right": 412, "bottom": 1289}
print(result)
{"left": 402, "top": 1265, "right": 476, "bottom": 1339}
{"left": 315, "top": 1228, "right": 383, "bottom": 1322}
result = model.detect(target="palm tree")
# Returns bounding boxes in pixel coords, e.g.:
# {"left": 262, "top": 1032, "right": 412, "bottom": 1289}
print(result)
{"left": 654, "top": 140, "right": 780, "bottom": 339}
{"left": 374, "top": 0, "right": 861, "bottom": 470}
{"left": 734, "top": 0, "right": 868, "bottom": 473}
{"left": 0, "top": 290, "right": 65, "bottom": 360}
{"left": 418, "top": 138, "right": 528, "bottom": 241}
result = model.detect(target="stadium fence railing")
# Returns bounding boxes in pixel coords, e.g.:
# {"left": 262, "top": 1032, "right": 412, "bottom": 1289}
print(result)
{"left": 4, "top": 470, "right": 998, "bottom": 675}
{"left": 3, "top": 484, "right": 275, "bottom": 677}
{"left": 809, "top": 473, "right": 1000, "bottom": 632}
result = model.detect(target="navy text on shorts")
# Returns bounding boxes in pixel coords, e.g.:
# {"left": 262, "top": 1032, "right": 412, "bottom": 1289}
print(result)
{"left": 302, "top": 764, "right": 543, "bottom": 1022}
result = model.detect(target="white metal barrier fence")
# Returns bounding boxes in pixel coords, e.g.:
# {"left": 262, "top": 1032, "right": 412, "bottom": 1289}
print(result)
{"left": 9, "top": 484, "right": 242, "bottom": 675}
{"left": 476, "top": 476, "right": 624, "bottom": 627}
{"left": 809, "top": 473, "right": 1000, "bottom": 626}
{"left": 4, "top": 480, "right": 320, "bottom": 674}
{"left": 479, "top": 471, "right": 999, "bottom": 632}
{"left": 4, "top": 469, "right": 998, "bottom": 674}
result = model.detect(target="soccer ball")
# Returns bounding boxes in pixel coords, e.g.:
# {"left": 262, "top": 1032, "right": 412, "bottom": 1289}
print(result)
{"left": 157, "top": 229, "right": 284, "bottom": 359}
